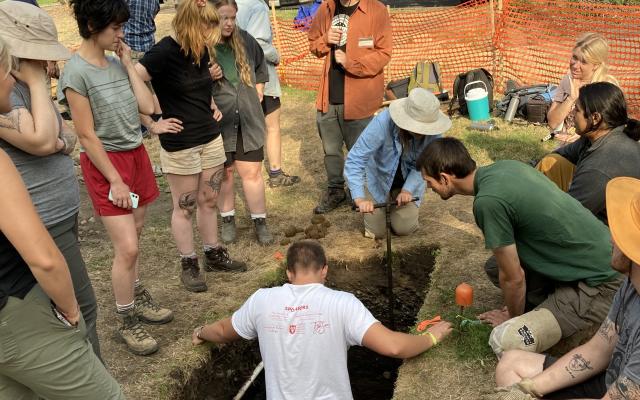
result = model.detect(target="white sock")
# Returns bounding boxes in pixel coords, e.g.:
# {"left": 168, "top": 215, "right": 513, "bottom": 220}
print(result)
{"left": 203, "top": 244, "right": 220, "bottom": 252}
{"left": 116, "top": 301, "right": 135, "bottom": 313}
{"left": 251, "top": 213, "right": 267, "bottom": 219}
{"left": 220, "top": 210, "right": 235, "bottom": 218}
{"left": 180, "top": 252, "right": 196, "bottom": 260}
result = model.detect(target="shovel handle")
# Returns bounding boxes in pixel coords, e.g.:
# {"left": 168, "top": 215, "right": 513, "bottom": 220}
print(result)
{"left": 352, "top": 197, "right": 419, "bottom": 212}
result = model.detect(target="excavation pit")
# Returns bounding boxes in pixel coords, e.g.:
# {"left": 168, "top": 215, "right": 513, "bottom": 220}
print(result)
{"left": 174, "top": 245, "right": 437, "bottom": 400}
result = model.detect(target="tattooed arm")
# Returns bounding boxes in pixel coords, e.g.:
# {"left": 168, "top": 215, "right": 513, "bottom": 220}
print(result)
{"left": 527, "top": 318, "right": 618, "bottom": 397}
{"left": 603, "top": 375, "right": 640, "bottom": 399}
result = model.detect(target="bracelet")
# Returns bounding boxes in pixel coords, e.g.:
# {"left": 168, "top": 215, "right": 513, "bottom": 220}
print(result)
{"left": 424, "top": 331, "right": 438, "bottom": 346}
{"left": 196, "top": 325, "right": 205, "bottom": 340}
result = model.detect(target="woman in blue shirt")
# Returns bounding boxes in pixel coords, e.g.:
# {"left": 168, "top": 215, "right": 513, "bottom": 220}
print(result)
{"left": 345, "top": 89, "right": 451, "bottom": 239}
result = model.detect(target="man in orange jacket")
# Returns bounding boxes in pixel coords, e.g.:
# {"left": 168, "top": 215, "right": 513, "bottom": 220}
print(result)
{"left": 308, "top": 0, "right": 391, "bottom": 214}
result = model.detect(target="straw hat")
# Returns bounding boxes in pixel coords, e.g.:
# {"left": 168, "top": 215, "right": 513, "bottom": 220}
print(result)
{"left": 606, "top": 177, "right": 640, "bottom": 265}
{"left": 389, "top": 88, "right": 452, "bottom": 136}
{"left": 0, "top": 1, "right": 71, "bottom": 61}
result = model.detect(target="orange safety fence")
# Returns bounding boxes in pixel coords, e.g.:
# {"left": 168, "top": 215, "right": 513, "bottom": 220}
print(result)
{"left": 270, "top": 0, "right": 640, "bottom": 115}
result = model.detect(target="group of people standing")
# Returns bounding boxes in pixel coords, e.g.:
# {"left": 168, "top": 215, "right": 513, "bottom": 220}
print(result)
{"left": 0, "top": 0, "right": 639, "bottom": 398}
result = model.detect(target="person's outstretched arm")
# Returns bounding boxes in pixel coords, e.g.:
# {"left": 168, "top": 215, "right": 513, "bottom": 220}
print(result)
{"left": 0, "top": 149, "right": 79, "bottom": 324}
{"left": 192, "top": 317, "right": 242, "bottom": 345}
{"left": 362, "top": 321, "right": 452, "bottom": 359}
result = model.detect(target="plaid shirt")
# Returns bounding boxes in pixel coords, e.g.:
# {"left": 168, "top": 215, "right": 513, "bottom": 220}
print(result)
{"left": 124, "top": 0, "right": 160, "bottom": 52}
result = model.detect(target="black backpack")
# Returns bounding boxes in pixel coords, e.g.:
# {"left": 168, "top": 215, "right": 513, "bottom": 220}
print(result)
{"left": 448, "top": 68, "right": 494, "bottom": 116}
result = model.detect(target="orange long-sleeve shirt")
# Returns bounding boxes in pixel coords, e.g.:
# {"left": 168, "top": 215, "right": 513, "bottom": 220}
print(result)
{"left": 308, "top": 0, "right": 392, "bottom": 120}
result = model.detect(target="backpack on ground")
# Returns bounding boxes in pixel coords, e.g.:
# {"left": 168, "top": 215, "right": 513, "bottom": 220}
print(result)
{"left": 385, "top": 61, "right": 444, "bottom": 101}
{"left": 495, "top": 83, "right": 557, "bottom": 123}
{"left": 448, "top": 68, "right": 494, "bottom": 116}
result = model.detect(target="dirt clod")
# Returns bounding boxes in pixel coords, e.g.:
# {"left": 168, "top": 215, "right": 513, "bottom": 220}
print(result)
{"left": 280, "top": 238, "right": 292, "bottom": 246}
{"left": 283, "top": 226, "right": 299, "bottom": 238}
{"left": 310, "top": 215, "right": 326, "bottom": 225}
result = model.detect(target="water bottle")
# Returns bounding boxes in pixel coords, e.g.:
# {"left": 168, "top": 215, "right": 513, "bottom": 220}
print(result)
{"left": 468, "top": 120, "right": 497, "bottom": 131}
{"left": 504, "top": 95, "right": 520, "bottom": 122}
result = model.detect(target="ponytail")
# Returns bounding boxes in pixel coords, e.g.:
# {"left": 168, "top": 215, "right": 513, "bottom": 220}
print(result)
{"left": 624, "top": 118, "right": 640, "bottom": 141}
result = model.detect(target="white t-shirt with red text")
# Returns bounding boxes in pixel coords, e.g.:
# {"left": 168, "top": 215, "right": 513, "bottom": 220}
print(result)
{"left": 232, "top": 283, "right": 379, "bottom": 400}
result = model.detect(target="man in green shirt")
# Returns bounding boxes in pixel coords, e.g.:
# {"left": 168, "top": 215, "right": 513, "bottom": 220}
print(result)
{"left": 417, "top": 137, "right": 623, "bottom": 356}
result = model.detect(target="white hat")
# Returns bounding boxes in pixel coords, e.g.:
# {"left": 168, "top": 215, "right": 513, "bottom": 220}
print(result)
{"left": 389, "top": 88, "right": 452, "bottom": 135}
{"left": 0, "top": 1, "right": 71, "bottom": 61}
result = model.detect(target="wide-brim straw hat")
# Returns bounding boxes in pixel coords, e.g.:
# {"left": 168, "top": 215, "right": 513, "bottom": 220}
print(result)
{"left": 606, "top": 177, "right": 640, "bottom": 265}
{"left": 0, "top": 1, "right": 71, "bottom": 61}
{"left": 389, "top": 88, "right": 452, "bottom": 135}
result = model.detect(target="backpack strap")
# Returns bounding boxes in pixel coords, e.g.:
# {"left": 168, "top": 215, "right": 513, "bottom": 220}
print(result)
{"left": 431, "top": 62, "right": 443, "bottom": 93}
{"left": 448, "top": 74, "right": 461, "bottom": 116}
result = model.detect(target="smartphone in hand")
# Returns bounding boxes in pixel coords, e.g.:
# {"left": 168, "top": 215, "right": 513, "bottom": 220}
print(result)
{"left": 108, "top": 190, "right": 139, "bottom": 208}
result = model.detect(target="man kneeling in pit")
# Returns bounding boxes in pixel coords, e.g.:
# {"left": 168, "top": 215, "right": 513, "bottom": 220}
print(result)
{"left": 191, "top": 240, "right": 452, "bottom": 399}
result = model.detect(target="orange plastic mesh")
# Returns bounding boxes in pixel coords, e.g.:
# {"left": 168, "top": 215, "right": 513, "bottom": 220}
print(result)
{"left": 271, "top": 0, "right": 640, "bottom": 115}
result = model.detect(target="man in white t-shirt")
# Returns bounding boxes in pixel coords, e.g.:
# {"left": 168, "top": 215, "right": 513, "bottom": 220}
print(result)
{"left": 192, "top": 240, "right": 452, "bottom": 400}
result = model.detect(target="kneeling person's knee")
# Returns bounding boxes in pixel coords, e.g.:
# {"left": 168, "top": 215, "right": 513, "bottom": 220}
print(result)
{"left": 489, "top": 308, "right": 562, "bottom": 356}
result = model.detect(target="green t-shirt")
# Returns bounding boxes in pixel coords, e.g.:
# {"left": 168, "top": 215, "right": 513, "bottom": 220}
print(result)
{"left": 58, "top": 54, "right": 142, "bottom": 152}
{"left": 215, "top": 43, "right": 239, "bottom": 87}
{"left": 473, "top": 160, "right": 617, "bottom": 286}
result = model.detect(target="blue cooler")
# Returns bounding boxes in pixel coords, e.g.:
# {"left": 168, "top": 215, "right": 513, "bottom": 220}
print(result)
{"left": 464, "top": 81, "right": 490, "bottom": 122}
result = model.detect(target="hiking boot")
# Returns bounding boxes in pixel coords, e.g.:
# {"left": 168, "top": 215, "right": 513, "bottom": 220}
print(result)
{"left": 253, "top": 218, "right": 274, "bottom": 245}
{"left": 268, "top": 170, "right": 301, "bottom": 188}
{"left": 116, "top": 309, "right": 159, "bottom": 356}
{"left": 134, "top": 288, "right": 174, "bottom": 325}
{"left": 181, "top": 257, "right": 208, "bottom": 292}
{"left": 204, "top": 247, "right": 247, "bottom": 272}
{"left": 313, "top": 188, "right": 346, "bottom": 214}
{"left": 220, "top": 216, "right": 237, "bottom": 244}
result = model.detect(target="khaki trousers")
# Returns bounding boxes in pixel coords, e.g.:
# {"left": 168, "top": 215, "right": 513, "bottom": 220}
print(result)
{"left": 363, "top": 188, "right": 419, "bottom": 239}
{"left": 536, "top": 153, "right": 576, "bottom": 192}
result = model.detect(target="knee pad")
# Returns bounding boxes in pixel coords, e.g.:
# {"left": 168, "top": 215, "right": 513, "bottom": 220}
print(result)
{"left": 489, "top": 308, "right": 562, "bottom": 356}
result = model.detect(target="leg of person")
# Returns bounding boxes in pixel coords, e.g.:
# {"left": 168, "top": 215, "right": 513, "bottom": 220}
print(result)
{"left": 47, "top": 214, "right": 102, "bottom": 362}
{"left": 218, "top": 160, "right": 237, "bottom": 244}
{"left": 535, "top": 154, "right": 575, "bottom": 192}
{"left": 236, "top": 159, "right": 273, "bottom": 246}
{"left": 166, "top": 172, "right": 208, "bottom": 292}
{"left": 340, "top": 112, "right": 372, "bottom": 203}
{"left": 362, "top": 188, "right": 386, "bottom": 239}
{"left": 197, "top": 136, "right": 246, "bottom": 272}
{"left": 131, "top": 205, "right": 174, "bottom": 325}
{"left": 483, "top": 257, "right": 554, "bottom": 310}
{"left": 390, "top": 203, "right": 419, "bottom": 236}
{"left": 315, "top": 105, "right": 347, "bottom": 214}
{"left": 495, "top": 350, "right": 547, "bottom": 387}
{"left": 539, "top": 276, "right": 623, "bottom": 341}
{"left": 263, "top": 98, "right": 300, "bottom": 187}
{"left": 102, "top": 213, "right": 159, "bottom": 355}
{"left": 0, "top": 285, "right": 125, "bottom": 399}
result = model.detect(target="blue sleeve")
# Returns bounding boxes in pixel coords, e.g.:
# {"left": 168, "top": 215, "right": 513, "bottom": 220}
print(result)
{"left": 243, "top": 6, "right": 280, "bottom": 65}
{"left": 344, "top": 112, "right": 388, "bottom": 201}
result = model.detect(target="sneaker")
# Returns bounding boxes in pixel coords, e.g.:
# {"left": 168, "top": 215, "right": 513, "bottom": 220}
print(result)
{"left": 116, "top": 309, "right": 159, "bottom": 356}
{"left": 204, "top": 247, "right": 247, "bottom": 272}
{"left": 134, "top": 288, "right": 174, "bottom": 324}
{"left": 313, "top": 188, "right": 346, "bottom": 214}
{"left": 180, "top": 257, "right": 208, "bottom": 292}
{"left": 220, "top": 215, "right": 237, "bottom": 244}
{"left": 268, "top": 170, "right": 301, "bottom": 188}
{"left": 253, "top": 218, "right": 274, "bottom": 245}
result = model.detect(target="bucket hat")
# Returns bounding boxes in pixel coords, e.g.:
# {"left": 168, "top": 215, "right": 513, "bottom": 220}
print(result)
{"left": 389, "top": 88, "right": 452, "bottom": 135}
{"left": 0, "top": 1, "right": 71, "bottom": 61}
{"left": 606, "top": 177, "right": 640, "bottom": 265}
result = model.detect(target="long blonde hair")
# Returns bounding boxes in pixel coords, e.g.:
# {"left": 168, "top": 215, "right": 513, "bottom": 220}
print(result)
{"left": 172, "top": 0, "right": 221, "bottom": 65}
{"left": 209, "top": 0, "right": 252, "bottom": 86}
{"left": 574, "top": 33, "right": 618, "bottom": 85}
{"left": 0, "top": 36, "right": 13, "bottom": 78}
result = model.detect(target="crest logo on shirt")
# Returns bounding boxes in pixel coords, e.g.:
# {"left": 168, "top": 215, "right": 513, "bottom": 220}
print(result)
{"left": 289, "top": 324, "right": 297, "bottom": 334}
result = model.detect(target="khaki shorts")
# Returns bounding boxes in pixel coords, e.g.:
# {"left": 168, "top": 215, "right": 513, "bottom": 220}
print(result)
{"left": 539, "top": 275, "right": 624, "bottom": 338}
{"left": 160, "top": 135, "right": 226, "bottom": 175}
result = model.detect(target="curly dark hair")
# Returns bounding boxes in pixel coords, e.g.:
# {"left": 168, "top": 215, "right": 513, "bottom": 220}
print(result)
{"left": 68, "top": 0, "right": 130, "bottom": 39}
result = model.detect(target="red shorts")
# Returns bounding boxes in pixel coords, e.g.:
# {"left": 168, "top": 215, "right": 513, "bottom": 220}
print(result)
{"left": 80, "top": 145, "right": 160, "bottom": 217}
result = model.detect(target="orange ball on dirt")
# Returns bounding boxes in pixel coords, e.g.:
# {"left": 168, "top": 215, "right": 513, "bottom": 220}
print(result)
{"left": 455, "top": 283, "right": 474, "bottom": 307}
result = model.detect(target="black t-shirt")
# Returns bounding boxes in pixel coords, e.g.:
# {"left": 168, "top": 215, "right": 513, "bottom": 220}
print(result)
{"left": 140, "top": 36, "right": 220, "bottom": 152}
{"left": 328, "top": 1, "right": 358, "bottom": 105}
{"left": 0, "top": 231, "right": 36, "bottom": 311}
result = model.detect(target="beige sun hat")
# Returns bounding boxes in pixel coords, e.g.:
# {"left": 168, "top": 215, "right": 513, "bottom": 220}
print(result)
{"left": 606, "top": 177, "right": 640, "bottom": 265}
{"left": 0, "top": 1, "right": 71, "bottom": 61}
{"left": 389, "top": 88, "right": 452, "bottom": 135}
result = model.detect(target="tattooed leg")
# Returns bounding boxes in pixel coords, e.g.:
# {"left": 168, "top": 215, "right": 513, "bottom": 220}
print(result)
{"left": 608, "top": 376, "right": 640, "bottom": 400}
{"left": 178, "top": 190, "right": 198, "bottom": 217}
{"left": 206, "top": 167, "right": 225, "bottom": 195}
